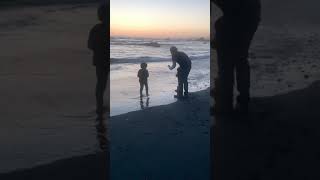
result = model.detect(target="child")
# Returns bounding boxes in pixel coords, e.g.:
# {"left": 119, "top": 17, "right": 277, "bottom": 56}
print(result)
{"left": 88, "top": 4, "right": 108, "bottom": 115}
{"left": 137, "top": 62, "right": 149, "bottom": 97}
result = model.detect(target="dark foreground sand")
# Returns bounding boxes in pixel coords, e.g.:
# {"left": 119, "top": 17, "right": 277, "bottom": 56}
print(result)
{"left": 110, "top": 89, "right": 210, "bottom": 179}
{"left": 213, "top": 81, "right": 320, "bottom": 179}
{"left": 0, "top": 152, "right": 108, "bottom": 180}
{"left": 0, "top": 89, "right": 209, "bottom": 180}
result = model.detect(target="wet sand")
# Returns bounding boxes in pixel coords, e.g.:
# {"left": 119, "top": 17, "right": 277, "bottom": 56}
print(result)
{"left": 0, "top": 152, "right": 108, "bottom": 180}
{"left": 110, "top": 89, "right": 210, "bottom": 179}
{"left": 213, "top": 81, "right": 320, "bottom": 179}
{"left": 1, "top": 89, "right": 209, "bottom": 180}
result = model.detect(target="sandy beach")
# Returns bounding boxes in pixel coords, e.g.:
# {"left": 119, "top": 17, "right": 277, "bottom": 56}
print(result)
{"left": 110, "top": 89, "right": 210, "bottom": 179}
{"left": 0, "top": 2, "right": 109, "bottom": 177}
{"left": 0, "top": 152, "right": 108, "bottom": 180}
{"left": 213, "top": 81, "right": 320, "bottom": 179}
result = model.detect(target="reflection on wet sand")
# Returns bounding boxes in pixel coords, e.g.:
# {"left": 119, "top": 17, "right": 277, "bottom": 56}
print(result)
{"left": 95, "top": 116, "right": 109, "bottom": 179}
{"left": 96, "top": 117, "right": 108, "bottom": 152}
{"left": 140, "top": 97, "right": 150, "bottom": 110}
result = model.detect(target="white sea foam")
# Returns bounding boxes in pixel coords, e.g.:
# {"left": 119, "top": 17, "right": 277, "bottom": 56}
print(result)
{"left": 111, "top": 37, "right": 210, "bottom": 64}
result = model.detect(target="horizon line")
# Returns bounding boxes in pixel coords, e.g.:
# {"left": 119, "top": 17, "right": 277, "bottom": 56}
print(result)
{"left": 110, "top": 35, "right": 210, "bottom": 40}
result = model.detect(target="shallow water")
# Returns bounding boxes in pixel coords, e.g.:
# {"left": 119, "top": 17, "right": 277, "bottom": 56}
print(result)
{"left": 110, "top": 37, "right": 210, "bottom": 116}
{"left": 111, "top": 37, "right": 210, "bottom": 62}
{"left": 110, "top": 59, "right": 210, "bottom": 116}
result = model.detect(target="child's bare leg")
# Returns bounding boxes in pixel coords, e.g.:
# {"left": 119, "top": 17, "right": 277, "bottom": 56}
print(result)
{"left": 145, "top": 82, "right": 149, "bottom": 96}
{"left": 140, "top": 82, "right": 143, "bottom": 97}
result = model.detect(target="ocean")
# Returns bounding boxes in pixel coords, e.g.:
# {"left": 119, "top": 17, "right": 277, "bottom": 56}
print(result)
{"left": 110, "top": 37, "right": 210, "bottom": 116}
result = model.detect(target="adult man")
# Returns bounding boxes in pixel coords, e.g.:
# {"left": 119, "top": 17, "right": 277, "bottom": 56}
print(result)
{"left": 168, "top": 46, "right": 192, "bottom": 98}
{"left": 212, "top": 0, "right": 261, "bottom": 114}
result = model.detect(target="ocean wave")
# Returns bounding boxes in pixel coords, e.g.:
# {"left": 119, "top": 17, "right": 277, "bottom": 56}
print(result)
{"left": 111, "top": 41, "right": 161, "bottom": 47}
{"left": 111, "top": 57, "right": 169, "bottom": 64}
{"left": 111, "top": 55, "right": 210, "bottom": 64}
{"left": 110, "top": 39, "right": 206, "bottom": 47}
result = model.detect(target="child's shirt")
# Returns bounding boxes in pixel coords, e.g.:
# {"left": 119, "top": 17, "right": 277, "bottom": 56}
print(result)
{"left": 138, "top": 69, "right": 149, "bottom": 83}
{"left": 88, "top": 23, "right": 108, "bottom": 67}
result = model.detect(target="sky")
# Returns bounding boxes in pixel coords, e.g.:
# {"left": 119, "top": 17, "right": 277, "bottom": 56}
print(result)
{"left": 111, "top": 0, "right": 210, "bottom": 38}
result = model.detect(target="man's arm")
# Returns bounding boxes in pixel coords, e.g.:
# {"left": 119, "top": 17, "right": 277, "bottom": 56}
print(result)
{"left": 211, "top": 36, "right": 217, "bottom": 50}
{"left": 168, "top": 60, "right": 176, "bottom": 70}
{"left": 168, "top": 54, "right": 177, "bottom": 70}
{"left": 137, "top": 70, "right": 141, "bottom": 77}
{"left": 88, "top": 28, "right": 95, "bottom": 50}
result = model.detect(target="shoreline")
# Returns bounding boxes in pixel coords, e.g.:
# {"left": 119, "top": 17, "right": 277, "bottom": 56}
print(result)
{"left": 110, "top": 87, "right": 210, "bottom": 117}
{"left": 111, "top": 88, "right": 210, "bottom": 115}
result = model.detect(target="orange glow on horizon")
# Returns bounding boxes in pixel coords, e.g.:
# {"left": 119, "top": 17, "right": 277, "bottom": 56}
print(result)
{"left": 111, "top": 1, "right": 209, "bottom": 38}
{"left": 111, "top": 27, "right": 209, "bottom": 38}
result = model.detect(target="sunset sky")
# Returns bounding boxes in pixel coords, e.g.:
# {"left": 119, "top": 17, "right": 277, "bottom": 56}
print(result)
{"left": 111, "top": 0, "right": 210, "bottom": 38}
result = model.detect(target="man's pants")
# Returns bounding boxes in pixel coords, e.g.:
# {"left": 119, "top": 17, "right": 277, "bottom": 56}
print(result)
{"left": 96, "top": 65, "right": 108, "bottom": 114}
{"left": 214, "top": 17, "right": 259, "bottom": 112}
{"left": 177, "top": 68, "right": 190, "bottom": 96}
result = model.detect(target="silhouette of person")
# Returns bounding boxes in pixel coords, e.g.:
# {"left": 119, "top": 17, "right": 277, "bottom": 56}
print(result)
{"left": 212, "top": 0, "right": 261, "bottom": 114}
{"left": 168, "top": 46, "right": 192, "bottom": 98}
{"left": 88, "top": 4, "right": 108, "bottom": 116}
{"left": 137, "top": 62, "right": 149, "bottom": 97}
